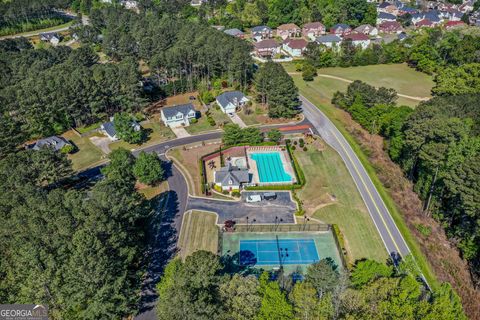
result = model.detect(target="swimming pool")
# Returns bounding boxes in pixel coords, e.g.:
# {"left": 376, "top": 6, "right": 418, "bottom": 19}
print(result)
{"left": 250, "top": 152, "right": 292, "bottom": 183}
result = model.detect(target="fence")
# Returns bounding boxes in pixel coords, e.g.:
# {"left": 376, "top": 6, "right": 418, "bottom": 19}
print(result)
{"left": 226, "top": 223, "right": 331, "bottom": 233}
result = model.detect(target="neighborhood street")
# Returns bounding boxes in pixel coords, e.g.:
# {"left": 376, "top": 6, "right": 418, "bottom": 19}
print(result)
{"left": 300, "top": 95, "right": 411, "bottom": 262}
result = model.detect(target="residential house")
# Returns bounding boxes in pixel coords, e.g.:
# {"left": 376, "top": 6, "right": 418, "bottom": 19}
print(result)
{"left": 377, "top": 2, "right": 399, "bottom": 15}
{"left": 459, "top": 1, "right": 474, "bottom": 13}
{"left": 302, "top": 22, "right": 326, "bottom": 40}
{"left": 254, "top": 39, "right": 280, "bottom": 57}
{"left": 160, "top": 104, "right": 197, "bottom": 128}
{"left": 101, "top": 117, "right": 142, "bottom": 141}
{"left": 282, "top": 38, "right": 308, "bottom": 57}
{"left": 330, "top": 24, "right": 352, "bottom": 36}
{"left": 411, "top": 11, "right": 442, "bottom": 25}
{"left": 377, "top": 12, "right": 397, "bottom": 24}
{"left": 440, "top": 9, "right": 464, "bottom": 21}
{"left": 120, "top": 0, "right": 138, "bottom": 9}
{"left": 30, "top": 136, "right": 72, "bottom": 152}
{"left": 251, "top": 26, "right": 273, "bottom": 41}
{"left": 277, "top": 23, "right": 301, "bottom": 40}
{"left": 354, "top": 24, "right": 378, "bottom": 36}
{"left": 214, "top": 163, "right": 250, "bottom": 191}
{"left": 40, "top": 32, "right": 61, "bottom": 45}
{"left": 224, "top": 28, "right": 244, "bottom": 38}
{"left": 216, "top": 91, "right": 249, "bottom": 114}
{"left": 316, "top": 34, "right": 342, "bottom": 48}
{"left": 344, "top": 33, "right": 371, "bottom": 49}
{"left": 415, "top": 19, "right": 435, "bottom": 28}
{"left": 378, "top": 21, "right": 404, "bottom": 33}
{"left": 445, "top": 20, "right": 466, "bottom": 29}
{"left": 398, "top": 6, "right": 418, "bottom": 15}
{"left": 469, "top": 10, "right": 480, "bottom": 26}
{"left": 397, "top": 32, "right": 409, "bottom": 41}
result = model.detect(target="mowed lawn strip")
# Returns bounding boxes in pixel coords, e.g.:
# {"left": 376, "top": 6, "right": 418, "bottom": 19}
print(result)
{"left": 178, "top": 210, "right": 219, "bottom": 259}
{"left": 62, "top": 130, "right": 105, "bottom": 171}
{"left": 295, "top": 147, "right": 387, "bottom": 264}
{"left": 283, "top": 63, "right": 434, "bottom": 108}
{"left": 291, "top": 72, "right": 439, "bottom": 287}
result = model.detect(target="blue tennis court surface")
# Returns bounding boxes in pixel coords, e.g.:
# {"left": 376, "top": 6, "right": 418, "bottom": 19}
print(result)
{"left": 239, "top": 239, "right": 320, "bottom": 266}
{"left": 250, "top": 152, "right": 292, "bottom": 183}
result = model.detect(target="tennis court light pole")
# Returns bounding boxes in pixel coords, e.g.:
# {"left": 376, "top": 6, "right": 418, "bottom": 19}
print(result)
{"left": 246, "top": 216, "right": 249, "bottom": 231}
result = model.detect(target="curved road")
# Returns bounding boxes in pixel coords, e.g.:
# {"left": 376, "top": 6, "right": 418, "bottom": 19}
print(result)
{"left": 300, "top": 95, "right": 410, "bottom": 261}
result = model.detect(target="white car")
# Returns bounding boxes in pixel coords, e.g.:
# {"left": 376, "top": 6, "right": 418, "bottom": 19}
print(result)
{"left": 246, "top": 195, "right": 262, "bottom": 203}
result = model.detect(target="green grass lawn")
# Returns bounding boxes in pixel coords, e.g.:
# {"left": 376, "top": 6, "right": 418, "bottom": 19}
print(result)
{"left": 1, "top": 20, "right": 74, "bottom": 38}
{"left": 178, "top": 210, "right": 219, "bottom": 260}
{"left": 290, "top": 70, "right": 439, "bottom": 287}
{"left": 295, "top": 146, "right": 387, "bottom": 264}
{"left": 284, "top": 63, "right": 434, "bottom": 107}
{"left": 109, "top": 121, "right": 175, "bottom": 151}
{"left": 137, "top": 181, "right": 169, "bottom": 200}
{"left": 186, "top": 106, "right": 231, "bottom": 135}
{"left": 62, "top": 130, "right": 105, "bottom": 172}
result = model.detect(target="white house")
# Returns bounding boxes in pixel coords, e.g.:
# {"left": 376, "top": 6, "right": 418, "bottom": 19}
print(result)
{"left": 101, "top": 117, "right": 141, "bottom": 141}
{"left": 377, "top": 12, "right": 397, "bottom": 24}
{"left": 282, "top": 38, "right": 308, "bottom": 57}
{"left": 254, "top": 39, "right": 280, "bottom": 57}
{"left": 354, "top": 24, "right": 378, "bottom": 36}
{"left": 216, "top": 91, "right": 249, "bottom": 114}
{"left": 214, "top": 164, "right": 250, "bottom": 191}
{"left": 344, "top": 33, "right": 371, "bottom": 49}
{"left": 316, "top": 35, "right": 342, "bottom": 48}
{"left": 40, "top": 32, "right": 61, "bottom": 45}
{"left": 160, "top": 103, "right": 197, "bottom": 128}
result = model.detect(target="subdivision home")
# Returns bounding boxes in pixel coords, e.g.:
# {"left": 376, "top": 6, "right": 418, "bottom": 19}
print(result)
{"left": 254, "top": 39, "right": 280, "bottom": 57}
{"left": 302, "top": 22, "right": 325, "bottom": 40}
{"left": 276, "top": 23, "right": 301, "bottom": 40}
{"left": 344, "top": 33, "right": 371, "bottom": 49}
{"left": 216, "top": 91, "right": 249, "bottom": 114}
{"left": 224, "top": 28, "right": 244, "bottom": 38}
{"left": 378, "top": 21, "right": 403, "bottom": 33}
{"left": 377, "top": 12, "right": 397, "bottom": 24}
{"left": 29, "top": 136, "right": 72, "bottom": 152}
{"left": 330, "top": 24, "right": 352, "bottom": 36}
{"left": 282, "top": 38, "right": 308, "bottom": 57}
{"left": 251, "top": 26, "right": 273, "bottom": 41}
{"left": 40, "top": 32, "right": 61, "bottom": 45}
{"left": 316, "top": 34, "right": 342, "bottom": 48}
{"left": 160, "top": 103, "right": 197, "bottom": 128}
{"left": 354, "top": 24, "right": 378, "bottom": 36}
{"left": 101, "top": 117, "right": 142, "bottom": 141}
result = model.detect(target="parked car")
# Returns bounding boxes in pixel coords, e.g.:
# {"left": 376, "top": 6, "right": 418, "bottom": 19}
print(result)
{"left": 263, "top": 192, "right": 277, "bottom": 200}
{"left": 246, "top": 195, "right": 262, "bottom": 203}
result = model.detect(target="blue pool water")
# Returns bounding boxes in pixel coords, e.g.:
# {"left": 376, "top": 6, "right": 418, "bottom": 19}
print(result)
{"left": 250, "top": 152, "right": 292, "bottom": 183}
{"left": 239, "top": 239, "right": 320, "bottom": 266}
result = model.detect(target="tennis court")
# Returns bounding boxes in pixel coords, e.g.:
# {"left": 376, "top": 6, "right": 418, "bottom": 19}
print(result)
{"left": 239, "top": 238, "right": 319, "bottom": 266}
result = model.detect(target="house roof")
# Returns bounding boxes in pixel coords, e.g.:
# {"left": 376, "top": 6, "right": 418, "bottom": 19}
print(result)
{"left": 277, "top": 23, "right": 300, "bottom": 30}
{"left": 378, "top": 2, "right": 393, "bottom": 9}
{"left": 424, "top": 11, "right": 441, "bottom": 22}
{"left": 162, "top": 103, "right": 195, "bottom": 118}
{"left": 354, "top": 24, "right": 375, "bottom": 33}
{"left": 445, "top": 20, "right": 466, "bottom": 28}
{"left": 316, "top": 34, "right": 342, "bottom": 43}
{"left": 102, "top": 121, "right": 117, "bottom": 138}
{"left": 31, "top": 136, "right": 70, "bottom": 151}
{"left": 378, "top": 12, "right": 397, "bottom": 20}
{"left": 254, "top": 39, "right": 279, "bottom": 49}
{"left": 216, "top": 91, "right": 248, "bottom": 109}
{"left": 251, "top": 25, "right": 271, "bottom": 33}
{"left": 331, "top": 23, "right": 351, "bottom": 30}
{"left": 416, "top": 19, "right": 434, "bottom": 26}
{"left": 397, "top": 32, "right": 408, "bottom": 40}
{"left": 40, "top": 32, "right": 60, "bottom": 40}
{"left": 379, "top": 21, "right": 402, "bottom": 29}
{"left": 344, "top": 33, "right": 370, "bottom": 41}
{"left": 284, "top": 38, "right": 308, "bottom": 49}
{"left": 224, "top": 28, "right": 244, "bottom": 36}
{"left": 214, "top": 164, "right": 250, "bottom": 185}
{"left": 303, "top": 22, "right": 324, "bottom": 30}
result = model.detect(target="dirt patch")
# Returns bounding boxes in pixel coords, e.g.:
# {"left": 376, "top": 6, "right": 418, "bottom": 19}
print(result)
{"left": 335, "top": 108, "right": 480, "bottom": 319}
{"left": 89, "top": 136, "right": 111, "bottom": 154}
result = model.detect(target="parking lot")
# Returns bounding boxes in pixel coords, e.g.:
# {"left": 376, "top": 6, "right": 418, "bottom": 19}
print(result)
{"left": 186, "top": 191, "right": 297, "bottom": 224}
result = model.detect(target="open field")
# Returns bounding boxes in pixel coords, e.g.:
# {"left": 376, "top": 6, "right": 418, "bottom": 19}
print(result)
{"left": 62, "top": 130, "right": 105, "bottom": 171}
{"left": 109, "top": 121, "right": 175, "bottom": 151}
{"left": 178, "top": 210, "right": 219, "bottom": 259}
{"left": 290, "top": 69, "right": 438, "bottom": 287}
{"left": 284, "top": 63, "right": 434, "bottom": 107}
{"left": 295, "top": 144, "right": 387, "bottom": 264}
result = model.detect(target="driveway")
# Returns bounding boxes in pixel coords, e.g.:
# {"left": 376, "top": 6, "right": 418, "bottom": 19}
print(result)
{"left": 229, "top": 113, "right": 247, "bottom": 128}
{"left": 89, "top": 136, "right": 111, "bottom": 154}
{"left": 171, "top": 126, "right": 191, "bottom": 138}
{"left": 186, "top": 191, "right": 296, "bottom": 224}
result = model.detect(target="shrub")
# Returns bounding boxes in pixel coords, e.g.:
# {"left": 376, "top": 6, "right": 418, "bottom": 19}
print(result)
{"left": 299, "top": 138, "right": 304, "bottom": 144}
{"left": 415, "top": 224, "right": 432, "bottom": 237}
{"left": 207, "top": 116, "right": 216, "bottom": 126}
{"left": 231, "top": 191, "right": 241, "bottom": 197}
{"left": 190, "top": 118, "right": 198, "bottom": 124}
{"left": 61, "top": 144, "right": 75, "bottom": 154}
{"left": 293, "top": 140, "right": 298, "bottom": 145}
{"left": 222, "top": 190, "right": 230, "bottom": 195}
{"left": 292, "top": 145, "right": 296, "bottom": 150}
{"left": 303, "top": 147, "right": 308, "bottom": 151}
{"left": 285, "top": 139, "right": 291, "bottom": 145}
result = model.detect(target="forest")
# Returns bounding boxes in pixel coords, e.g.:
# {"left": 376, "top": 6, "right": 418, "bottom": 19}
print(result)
{"left": 332, "top": 82, "right": 480, "bottom": 291}
{"left": 156, "top": 250, "right": 465, "bottom": 320}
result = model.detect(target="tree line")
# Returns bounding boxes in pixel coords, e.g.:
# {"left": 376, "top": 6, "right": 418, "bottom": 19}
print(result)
{"left": 332, "top": 81, "right": 480, "bottom": 287}
{"left": 156, "top": 250, "right": 465, "bottom": 319}
{"left": 0, "top": 146, "right": 166, "bottom": 319}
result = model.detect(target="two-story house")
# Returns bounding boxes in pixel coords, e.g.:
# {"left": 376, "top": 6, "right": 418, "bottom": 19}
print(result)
{"left": 251, "top": 26, "right": 273, "bottom": 42}
{"left": 276, "top": 23, "right": 301, "bottom": 40}
{"left": 216, "top": 91, "right": 249, "bottom": 114}
{"left": 302, "top": 22, "right": 326, "bottom": 40}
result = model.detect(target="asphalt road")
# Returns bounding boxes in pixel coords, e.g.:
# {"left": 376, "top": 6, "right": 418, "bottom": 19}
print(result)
{"left": 187, "top": 191, "right": 296, "bottom": 224}
{"left": 300, "top": 95, "right": 410, "bottom": 261}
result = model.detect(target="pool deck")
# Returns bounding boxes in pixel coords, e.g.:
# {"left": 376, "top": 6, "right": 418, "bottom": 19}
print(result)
{"left": 246, "top": 147, "right": 296, "bottom": 185}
